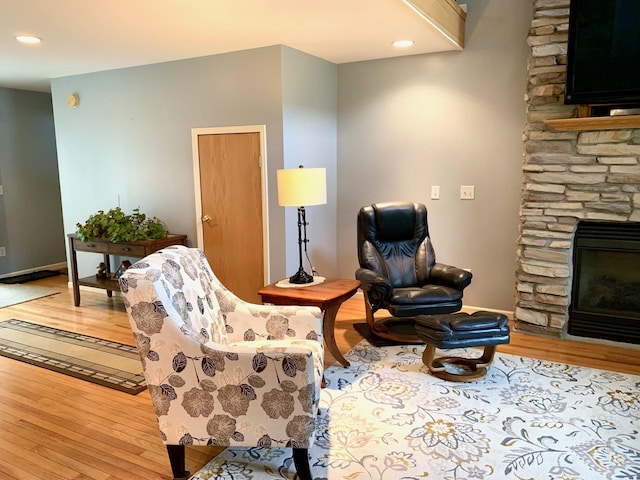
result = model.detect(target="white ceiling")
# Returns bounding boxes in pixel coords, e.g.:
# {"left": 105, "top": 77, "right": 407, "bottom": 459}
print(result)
{"left": 1, "top": 0, "right": 461, "bottom": 92}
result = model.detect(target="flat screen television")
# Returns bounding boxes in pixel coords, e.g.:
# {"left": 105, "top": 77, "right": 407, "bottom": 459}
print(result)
{"left": 565, "top": 0, "right": 640, "bottom": 106}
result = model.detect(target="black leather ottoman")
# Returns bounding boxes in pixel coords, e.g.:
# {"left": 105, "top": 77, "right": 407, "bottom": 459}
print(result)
{"left": 415, "top": 311, "right": 510, "bottom": 382}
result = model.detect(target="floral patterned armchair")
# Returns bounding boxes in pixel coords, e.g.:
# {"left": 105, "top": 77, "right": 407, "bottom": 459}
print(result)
{"left": 119, "top": 245, "right": 324, "bottom": 480}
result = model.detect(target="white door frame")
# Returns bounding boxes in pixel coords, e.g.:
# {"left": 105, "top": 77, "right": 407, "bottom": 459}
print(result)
{"left": 191, "top": 125, "right": 270, "bottom": 284}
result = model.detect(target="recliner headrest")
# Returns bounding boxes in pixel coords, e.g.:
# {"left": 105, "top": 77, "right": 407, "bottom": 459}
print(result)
{"left": 359, "top": 202, "right": 428, "bottom": 243}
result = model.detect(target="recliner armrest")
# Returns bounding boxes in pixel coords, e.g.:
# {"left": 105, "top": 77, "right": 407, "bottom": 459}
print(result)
{"left": 429, "top": 263, "right": 473, "bottom": 291}
{"left": 356, "top": 268, "right": 392, "bottom": 292}
{"left": 355, "top": 268, "right": 393, "bottom": 310}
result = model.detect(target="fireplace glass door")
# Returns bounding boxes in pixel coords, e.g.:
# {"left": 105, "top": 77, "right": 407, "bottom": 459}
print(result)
{"left": 569, "top": 221, "right": 640, "bottom": 344}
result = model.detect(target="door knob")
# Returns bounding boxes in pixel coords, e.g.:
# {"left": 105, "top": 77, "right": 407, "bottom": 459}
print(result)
{"left": 202, "top": 214, "right": 212, "bottom": 223}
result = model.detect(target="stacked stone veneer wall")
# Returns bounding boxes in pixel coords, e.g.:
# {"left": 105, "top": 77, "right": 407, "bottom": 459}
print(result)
{"left": 515, "top": 0, "right": 640, "bottom": 337}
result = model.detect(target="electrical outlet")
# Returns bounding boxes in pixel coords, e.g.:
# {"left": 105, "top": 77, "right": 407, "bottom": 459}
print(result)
{"left": 460, "top": 185, "right": 475, "bottom": 200}
{"left": 0, "top": 247, "right": 5, "bottom": 257}
{"left": 430, "top": 185, "right": 440, "bottom": 200}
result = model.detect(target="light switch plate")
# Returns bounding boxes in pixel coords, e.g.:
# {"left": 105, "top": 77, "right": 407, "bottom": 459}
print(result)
{"left": 460, "top": 185, "right": 475, "bottom": 200}
{"left": 431, "top": 185, "right": 440, "bottom": 200}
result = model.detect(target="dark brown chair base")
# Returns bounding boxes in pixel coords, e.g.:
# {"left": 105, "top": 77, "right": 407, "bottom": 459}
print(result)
{"left": 422, "top": 344, "right": 498, "bottom": 382}
{"left": 166, "top": 444, "right": 190, "bottom": 480}
{"left": 293, "top": 448, "right": 312, "bottom": 480}
{"left": 415, "top": 311, "right": 510, "bottom": 383}
{"left": 368, "top": 316, "right": 424, "bottom": 344}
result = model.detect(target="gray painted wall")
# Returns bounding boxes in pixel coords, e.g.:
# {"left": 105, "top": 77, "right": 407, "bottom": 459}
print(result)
{"left": 51, "top": 45, "right": 338, "bottom": 281}
{"left": 0, "top": 87, "right": 65, "bottom": 275}
{"left": 27, "top": 0, "right": 532, "bottom": 312}
{"left": 281, "top": 47, "right": 337, "bottom": 278}
{"left": 336, "top": 0, "right": 532, "bottom": 310}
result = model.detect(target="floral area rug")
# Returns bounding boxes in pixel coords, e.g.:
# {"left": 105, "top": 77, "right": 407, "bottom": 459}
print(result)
{"left": 192, "top": 340, "right": 640, "bottom": 480}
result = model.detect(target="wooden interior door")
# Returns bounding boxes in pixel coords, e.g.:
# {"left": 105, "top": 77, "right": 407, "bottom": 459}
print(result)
{"left": 197, "top": 132, "right": 264, "bottom": 302}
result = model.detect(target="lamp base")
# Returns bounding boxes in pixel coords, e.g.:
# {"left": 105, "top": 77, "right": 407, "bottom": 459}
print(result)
{"left": 288, "top": 269, "right": 314, "bottom": 284}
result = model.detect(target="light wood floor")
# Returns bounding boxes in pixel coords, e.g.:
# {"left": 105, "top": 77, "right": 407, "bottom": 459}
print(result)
{"left": 0, "top": 274, "right": 638, "bottom": 479}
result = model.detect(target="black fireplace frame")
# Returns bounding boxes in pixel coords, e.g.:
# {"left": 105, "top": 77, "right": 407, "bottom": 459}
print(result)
{"left": 569, "top": 220, "right": 640, "bottom": 345}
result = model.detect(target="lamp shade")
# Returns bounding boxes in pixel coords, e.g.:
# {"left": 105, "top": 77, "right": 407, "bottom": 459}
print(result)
{"left": 277, "top": 167, "right": 327, "bottom": 207}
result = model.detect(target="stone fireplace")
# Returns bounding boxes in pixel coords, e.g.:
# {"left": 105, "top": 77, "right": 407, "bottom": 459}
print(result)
{"left": 515, "top": 0, "right": 640, "bottom": 343}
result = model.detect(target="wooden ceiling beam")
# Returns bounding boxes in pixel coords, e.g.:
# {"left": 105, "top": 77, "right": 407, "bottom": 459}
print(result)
{"left": 402, "top": 0, "right": 467, "bottom": 50}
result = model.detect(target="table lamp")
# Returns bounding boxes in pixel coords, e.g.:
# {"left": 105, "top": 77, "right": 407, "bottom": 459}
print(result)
{"left": 277, "top": 165, "right": 327, "bottom": 284}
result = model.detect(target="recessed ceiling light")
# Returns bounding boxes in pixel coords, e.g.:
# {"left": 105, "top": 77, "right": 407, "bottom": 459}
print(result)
{"left": 16, "top": 35, "right": 42, "bottom": 44}
{"left": 393, "top": 40, "right": 415, "bottom": 48}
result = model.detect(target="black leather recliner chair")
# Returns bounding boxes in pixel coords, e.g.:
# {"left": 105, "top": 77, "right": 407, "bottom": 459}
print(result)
{"left": 356, "top": 202, "right": 473, "bottom": 343}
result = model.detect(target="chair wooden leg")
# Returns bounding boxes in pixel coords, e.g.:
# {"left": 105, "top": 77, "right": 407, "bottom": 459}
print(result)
{"left": 166, "top": 444, "right": 190, "bottom": 480}
{"left": 292, "top": 448, "right": 312, "bottom": 480}
{"left": 363, "top": 293, "right": 422, "bottom": 344}
{"left": 477, "top": 344, "right": 498, "bottom": 368}
{"left": 422, "top": 344, "right": 445, "bottom": 372}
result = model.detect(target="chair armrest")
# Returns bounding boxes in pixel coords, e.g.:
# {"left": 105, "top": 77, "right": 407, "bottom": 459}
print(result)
{"left": 140, "top": 330, "right": 322, "bottom": 446}
{"left": 209, "top": 284, "right": 322, "bottom": 342}
{"left": 355, "top": 267, "right": 393, "bottom": 310}
{"left": 224, "top": 298, "right": 323, "bottom": 344}
{"left": 356, "top": 268, "right": 393, "bottom": 293}
{"left": 429, "top": 263, "right": 473, "bottom": 290}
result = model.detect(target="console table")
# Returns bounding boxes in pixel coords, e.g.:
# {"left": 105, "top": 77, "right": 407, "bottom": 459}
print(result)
{"left": 68, "top": 233, "right": 188, "bottom": 306}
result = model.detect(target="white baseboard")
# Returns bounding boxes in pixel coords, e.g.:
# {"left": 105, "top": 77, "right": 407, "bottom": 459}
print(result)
{"left": 0, "top": 262, "right": 67, "bottom": 280}
{"left": 66, "top": 281, "right": 123, "bottom": 297}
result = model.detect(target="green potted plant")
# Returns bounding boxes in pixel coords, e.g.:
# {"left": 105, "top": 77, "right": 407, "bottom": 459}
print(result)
{"left": 76, "top": 207, "right": 168, "bottom": 242}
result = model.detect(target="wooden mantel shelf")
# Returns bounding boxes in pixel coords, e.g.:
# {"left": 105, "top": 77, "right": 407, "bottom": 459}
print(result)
{"left": 545, "top": 115, "right": 640, "bottom": 131}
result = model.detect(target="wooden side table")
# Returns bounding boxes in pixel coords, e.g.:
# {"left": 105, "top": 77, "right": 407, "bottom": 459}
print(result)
{"left": 68, "top": 233, "right": 188, "bottom": 306}
{"left": 258, "top": 277, "right": 360, "bottom": 367}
